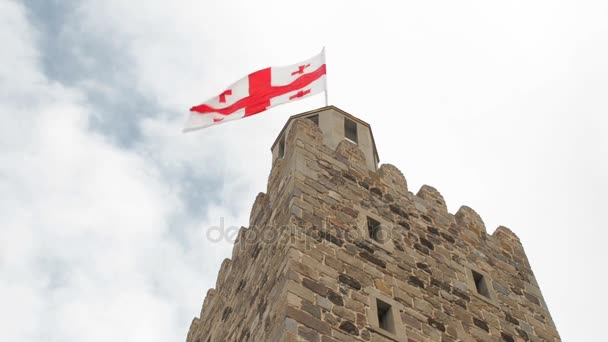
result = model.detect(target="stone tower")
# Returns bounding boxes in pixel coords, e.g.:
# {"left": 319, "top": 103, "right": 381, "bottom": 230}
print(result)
{"left": 186, "top": 106, "right": 560, "bottom": 342}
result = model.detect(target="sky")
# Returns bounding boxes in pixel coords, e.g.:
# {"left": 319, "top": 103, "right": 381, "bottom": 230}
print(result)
{"left": 1, "top": 0, "right": 607, "bottom": 341}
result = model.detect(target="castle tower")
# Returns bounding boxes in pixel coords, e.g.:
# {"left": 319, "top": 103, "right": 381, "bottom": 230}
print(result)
{"left": 186, "top": 106, "right": 560, "bottom": 342}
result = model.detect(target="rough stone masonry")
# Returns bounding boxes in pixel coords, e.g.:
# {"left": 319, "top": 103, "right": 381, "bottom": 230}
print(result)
{"left": 186, "top": 106, "right": 560, "bottom": 342}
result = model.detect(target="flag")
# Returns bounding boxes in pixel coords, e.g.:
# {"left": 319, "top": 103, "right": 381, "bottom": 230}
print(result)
{"left": 183, "top": 50, "right": 327, "bottom": 132}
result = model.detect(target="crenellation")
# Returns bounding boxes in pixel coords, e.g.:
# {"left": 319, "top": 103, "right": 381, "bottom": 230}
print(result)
{"left": 378, "top": 164, "right": 408, "bottom": 194}
{"left": 230, "top": 226, "right": 249, "bottom": 261}
{"left": 198, "top": 288, "right": 216, "bottom": 319}
{"left": 335, "top": 139, "right": 368, "bottom": 172}
{"left": 249, "top": 192, "right": 267, "bottom": 226}
{"left": 187, "top": 106, "right": 559, "bottom": 341}
{"left": 215, "top": 258, "right": 232, "bottom": 289}
{"left": 493, "top": 225, "right": 520, "bottom": 243}
{"left": 187, "top": 318, "right": 201, "bottom": 342}
{"left": 455, "top": 205, "right": 487, "bottom": 237}
{"left": 415, "top": 185, "right": 448, "bottom": 214}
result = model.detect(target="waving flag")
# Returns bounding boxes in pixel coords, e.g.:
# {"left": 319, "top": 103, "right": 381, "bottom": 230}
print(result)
{"left": 184, "top": 50, "right": 327, "bottom": 132}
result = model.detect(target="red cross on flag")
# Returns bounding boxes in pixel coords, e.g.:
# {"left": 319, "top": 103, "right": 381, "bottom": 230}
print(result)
{"left": 184, "top": 49, "right": 327, "bottom": 132}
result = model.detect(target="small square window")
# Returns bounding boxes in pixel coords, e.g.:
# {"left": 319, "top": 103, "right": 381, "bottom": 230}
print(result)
{"left": 344, "top": 117, "right": 358, "bottom": 143}
{"left": 376, "top": 298, "right": 395, "bottom": 333}
{"left": 307, "top": 114, "right": 319, "bottom": 126}
{"left": 472, "top": 270, "right": 490, "bottom": 299}
{"left": 367, "top": 217, "right": 382, "bottom": 242}
{"left": 278, "top": 136, "right": 285, "bottom": 159}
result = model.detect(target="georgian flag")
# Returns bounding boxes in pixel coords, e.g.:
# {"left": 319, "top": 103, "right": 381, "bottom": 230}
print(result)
{"left": 183, "top": 50, "right": 327, "bottom": 132}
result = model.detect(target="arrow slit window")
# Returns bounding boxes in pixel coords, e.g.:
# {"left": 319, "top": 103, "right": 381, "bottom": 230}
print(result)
{"left": 464, "top": 266, "right": 498, "bottom": 306}
{"left": 472, "top": 270, "right": 490, "bottom": 299}
{"left": 376, "top": 298, "right": 395, "bottom": 333}
{"left": 344, "top": 117, "right": 358, "bottom": 144}
{"left": 307, "top": 114, "right": 319, "bottom": 126}
{"left": 278, "top": 136, "right": 285, "bottom": 159}
{"left": 367, "top": 217, "right": 382, "bottom": 243}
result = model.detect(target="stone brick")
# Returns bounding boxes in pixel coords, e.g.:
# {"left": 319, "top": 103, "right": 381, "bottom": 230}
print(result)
{"left": 332, "top": 306, "right": 356, "bottom": 321}
{"left": 302, "top": 300, "right": 322, "bottom": 319}
{"left": 303, "top": 278, "right": 329, "bottom": 297}
{"left": 285, "top": 317, "right": 298, "bottom": 334}
{"left": 338, "top": 321, "right": 359, "bottom": 336}
{"left": 501, "top": 332, "right": 515, "bottom": 342}
{"left": 345, "top": 297, "right": 365, "bottom": 314}
{"left": 473, "top": 317, "right": 490, "bottom": 332}
{"left": 287, "top": 306, "right": 331, "bottom": 335}
{"left": 374, "top": 279, "right": 392, "bottom": 295}
{"left": 359, "top": 251, "right": 386, "bottom": 268}
{"left": 338, "top": 274, "right": 361, "bottom": 290}
{"left": 288, "top": 281, "right": 315, "bottom": 303}
{"left": 299, "top": 325, "right": 320, "bottom": 342}
{"left": 327, "top": 290, "right": 344, "bottom": 306}
{"left": 317, "top": 296, "right": 332, "bottom": 311}
{"left": 428, "top": 317, "right": 446, "bottom": 332}
{"left": 505, "top": 313, "right": 519, "bottom": 326}
{"left": 321, "top": 336, "right": 341, "bottom": 342}
{"left": 408, "top": 275, "right": 425, "bottom": 289}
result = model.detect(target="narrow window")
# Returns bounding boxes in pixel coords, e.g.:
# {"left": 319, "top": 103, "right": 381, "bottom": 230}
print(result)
{"left": 376, "top": 298, "right": 395, "bottom": 333}
{"left": 344, "top": 117, "right": 358, "bottom": 143}
{"left": 367, "top": 217, "right": 381, "bottom": 242}
{"left": 278, "top": 136, "right": 285, "bottom": 159}
{"left": 307, "top": 114, "right": 319, "bottom": 126}
{"left": 472, "top": 270, "right": 490, "bottom": 299}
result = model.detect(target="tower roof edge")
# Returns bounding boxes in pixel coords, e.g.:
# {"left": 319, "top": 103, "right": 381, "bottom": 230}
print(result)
{"left": 270, "top": 105, "right": 380, "bottom": 163}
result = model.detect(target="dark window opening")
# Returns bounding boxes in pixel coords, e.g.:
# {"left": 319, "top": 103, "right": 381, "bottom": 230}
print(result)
{"left": 376, "top": 298, "right": 395, "bottom": 333}
{"left": 472, "top": 270, "right": 490, "bottom": 299}
{"left": 307, "top": 114, "right": 319, "bottom": 126}
{"left": 367, "top": 217, "right": 382, "bottom": 243}
{"left": 278, "top": 136, "right": 285, "bottom": 159}
{"left": 344, "top": 117, "right": 358, "bottom": 143}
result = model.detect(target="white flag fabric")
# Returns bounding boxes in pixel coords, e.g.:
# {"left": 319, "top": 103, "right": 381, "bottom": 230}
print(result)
{"left": 184, "top": 50, "right": 327, "bottom": 132}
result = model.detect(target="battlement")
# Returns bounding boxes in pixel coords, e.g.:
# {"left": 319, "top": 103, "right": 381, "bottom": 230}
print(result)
{"left": 187, "top": 106, "right": 560, "bottom": 342}
{"left": 269, "top": 110, "right": 524, "bottom": 252}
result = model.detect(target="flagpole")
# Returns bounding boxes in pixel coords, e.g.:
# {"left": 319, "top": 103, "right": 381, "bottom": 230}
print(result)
{"left": 323, "top": 46, "right": 329, "bottom": 106}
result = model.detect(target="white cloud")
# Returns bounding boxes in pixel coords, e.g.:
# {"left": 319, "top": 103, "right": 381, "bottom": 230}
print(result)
{"left": 2, "top": 0, "right": 608, "bottom": 340}
{"left": 0, "top": 2, "right": 243, "bottom": 341}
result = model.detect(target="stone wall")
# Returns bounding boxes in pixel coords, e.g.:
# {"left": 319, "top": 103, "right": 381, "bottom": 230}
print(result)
{"left": 187, "top": 109, "right": 560, "bottom": 342}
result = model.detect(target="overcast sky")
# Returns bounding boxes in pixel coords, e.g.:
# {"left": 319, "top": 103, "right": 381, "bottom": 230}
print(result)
{"left": 1, "top": 0, "right": 607, "bottom": 341}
